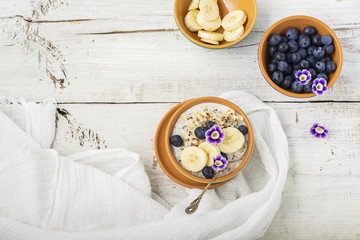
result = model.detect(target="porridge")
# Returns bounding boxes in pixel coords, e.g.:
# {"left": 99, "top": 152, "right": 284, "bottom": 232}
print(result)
{"left": 170, "top": 103, "right": 249, "bottom": 179}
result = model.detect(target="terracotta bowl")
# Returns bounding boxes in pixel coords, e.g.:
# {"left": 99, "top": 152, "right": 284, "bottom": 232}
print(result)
{"left": 174, "top": 0, "right": 257, "bottom": 49}
{"left": 163, "top": 97, "right": 254, "bottom": 185}
{"left": 258, "top": 15, "right": 343, "bottom": 98}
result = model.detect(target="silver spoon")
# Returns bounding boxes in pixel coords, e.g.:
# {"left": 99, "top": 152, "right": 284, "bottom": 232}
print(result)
{"left": 185, "top": 171, "right": 221, "bottom": 214}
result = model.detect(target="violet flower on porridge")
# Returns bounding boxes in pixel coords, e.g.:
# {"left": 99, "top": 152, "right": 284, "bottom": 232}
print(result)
{"left": 212, "top": 155, "right": 228, "bottom": 171}
{"left": 205, "top": 125, "right": 225, "bottom": 144}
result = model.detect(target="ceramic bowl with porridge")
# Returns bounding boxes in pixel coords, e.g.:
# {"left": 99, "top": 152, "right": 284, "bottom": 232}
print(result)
{"left": 165, "top": 97, "right": 253, "bottom": 183}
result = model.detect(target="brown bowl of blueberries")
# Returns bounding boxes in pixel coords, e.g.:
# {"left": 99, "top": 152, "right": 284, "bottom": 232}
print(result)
{"left": 258, "top": 15, "right": 343, "bottom": 98}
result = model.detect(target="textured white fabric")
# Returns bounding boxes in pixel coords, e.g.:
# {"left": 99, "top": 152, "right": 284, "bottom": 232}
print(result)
{"left": 0, "top": 91, "right": 288, "bottom": 240}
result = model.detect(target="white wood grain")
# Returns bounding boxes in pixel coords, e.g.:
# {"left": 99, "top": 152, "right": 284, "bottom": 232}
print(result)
{"left": 0, "top": 0, "right": 359, "bottom": 102}
{"left": 52, "top": 102, "right": 360, "bottom": 239}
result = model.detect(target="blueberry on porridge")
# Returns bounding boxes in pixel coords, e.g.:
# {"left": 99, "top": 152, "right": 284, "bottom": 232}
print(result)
{"left": 170, "top": 103, "right": 249, "bottom": 178}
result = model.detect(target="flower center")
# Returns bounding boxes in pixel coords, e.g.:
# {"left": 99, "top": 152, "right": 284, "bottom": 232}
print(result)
{"left": 316, "top": 83, "right": 323, "bottom": 91}
{"left": 214, "top": 160, "right": 223, "bottom": 167}
{"left": 315, "top": 126, "right": 324, "bottom": 134}
{"left": 299, "top": 74, "right": 307, "bottom": 81}
{"left": 211, "top": 131, "right": 219, "bottom": 139}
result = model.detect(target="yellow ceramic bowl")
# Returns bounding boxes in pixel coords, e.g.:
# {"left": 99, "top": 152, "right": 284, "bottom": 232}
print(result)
{"left": 163, "top": 97, "right": 254, "bottom": 185}
{"left": 174, "top": 0, "right": 257, "bottom": 49}
{"left": 258, "top": 15, "right": 343, "bottom": 98}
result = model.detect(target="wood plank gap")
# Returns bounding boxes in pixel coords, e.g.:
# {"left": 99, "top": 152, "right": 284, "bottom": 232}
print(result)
{"left": 50, "top": 101, "right": 360, "bottom": 105}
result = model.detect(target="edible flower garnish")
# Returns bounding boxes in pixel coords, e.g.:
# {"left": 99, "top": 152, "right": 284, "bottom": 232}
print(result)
{"left": 312, "top": 78, "right": 328, "bottom": 95}
{"left": 212, "top": 155, "right": 228, "bottom": 171}
{"left": 310, "top": 123, "right": 328, "bottom": 138}
{"left": 296, "top": 69, "right": 312, "bottom": 85}
{"left": 205, "top": 125, "right": 225, "bottom": 144}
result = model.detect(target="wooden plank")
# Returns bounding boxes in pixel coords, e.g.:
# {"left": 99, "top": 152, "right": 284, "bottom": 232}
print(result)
{"left": 0, "top": 0, "right": 359, "bottom": 102}
{"left": 52, "top": 102, "right": 360, "bottom": 239}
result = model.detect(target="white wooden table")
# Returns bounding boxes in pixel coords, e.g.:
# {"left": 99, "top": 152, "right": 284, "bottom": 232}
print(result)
{"left": 0, "top": 0, "right": 359, "bottom": 239}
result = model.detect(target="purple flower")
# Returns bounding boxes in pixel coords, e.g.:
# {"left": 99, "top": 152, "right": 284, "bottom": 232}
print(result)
{"left": 296, "top": 69, "right": 312, "bottom": 85}
{"left": 212, "top": 155, "right": 228, "bottom": 171}
{"left": 312, "top": 78, "right": 328, "bottom": 95}
{"left": 310, "top": 123, "right": 328, "bottom": 138}
{"left": 205, "top": 125, "right": 225, "bottom": 144}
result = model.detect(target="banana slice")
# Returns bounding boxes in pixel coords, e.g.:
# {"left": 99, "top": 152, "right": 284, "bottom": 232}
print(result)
{"left": 197, "top": 12, "right": 221, "bottom": 32}
{"left": 198, "top": 30, "right": 223, "bottom": 41}
{"left": 200, "top": 38, "right": 219, "bottom": 45}
{"left": 199, "top": 142, "right": 221, "bottom": 166}
{"left": 180, "top": 147, "right": 208, "bottom": 172}
{"left": 217, "top": 127, "right": 245, "bottom": 153}
{"left": 188, "top": 0, "right": 200, "bottom": 11}
{"left": 184, "top": 10, "right": 202, "bottom": 32}
{"left": 199, "top": 0, "right": 219, "bottom": 21}
{"left": 221, "top": 10, "right": 247, "bottom": 31}
{"left": 224, "top": 25, "right": 244, "bottom": 42}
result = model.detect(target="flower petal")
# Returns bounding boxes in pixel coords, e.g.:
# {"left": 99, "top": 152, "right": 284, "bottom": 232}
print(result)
{"left": 296, "top": 70, "right": 302, "bottom": 78}
{"left": 319, "top": 79, "right": 327, "bottom": 86}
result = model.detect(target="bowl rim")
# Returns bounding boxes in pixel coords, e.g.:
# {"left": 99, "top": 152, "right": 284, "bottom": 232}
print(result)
{"left": 258, "top": 15, "right": 343, "bottom": 98}
{"left": 173, "top": 0, "right": 258, "bottom": 49}
{"left": 164, "top": 96, "right": 254, "bottom": 183}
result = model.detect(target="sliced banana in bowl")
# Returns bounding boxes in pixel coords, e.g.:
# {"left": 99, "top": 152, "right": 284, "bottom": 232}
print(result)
{"left": 217, "top": 127, "right": 245, "bottom": 153}
{"left": 198, "top": 142, "right": 221, "bottom": 166}
{"left": 180, "top": 147, "right": 208, "bottom": 172}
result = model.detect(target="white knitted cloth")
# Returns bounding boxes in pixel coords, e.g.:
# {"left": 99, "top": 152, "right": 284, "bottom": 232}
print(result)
{"left": 0, "top": 91, "right": 288, "bottom": 240}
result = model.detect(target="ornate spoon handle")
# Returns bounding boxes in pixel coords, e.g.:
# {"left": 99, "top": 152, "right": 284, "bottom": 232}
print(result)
{"left": 185, "top": 171, "right": 220, "bottom": 214}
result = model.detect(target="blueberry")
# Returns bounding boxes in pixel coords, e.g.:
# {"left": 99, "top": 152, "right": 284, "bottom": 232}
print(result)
{"left": 306, "top": 55, "right": 317, "bottom": 68}
{"left": 299, "top": 60, "right": 310, "bottom": 69}
{"left": 205, "top": 121, "right": 216, "bottom": 130}
{"left": 237, "top": 125, "right": 248, "bottom": 135}
{"left": 170, "top": 135, "right": 183, "bottom": 147}
{"left": 321, "top": 34, "right": 333, "bottom": 46}
{"left": 277, "top": 61, "right": 288, "bottom": 72}
{"left": 268, "top": 46, "right": 277, "bottom": 57}
{"left": 290, "top": 52, "right": 301, "bottom": 63}
{"left": 312, "top": 34, "right": 323, "bottom": 46}
{"left": 315, "top": 61, "right": 326, "bottom": 72}
{"left": 292, "top": 63, "right": 301, "bottom": 71}
{"left": 298, "top": 36, "right": 311, "bottom": 48}
{"left": 268, "top": 34, "right": 282, "bottom": 46}
{"left": 307, "top": 45, "right": 316, "bottom": 55}
{"left": 221, "top": 152, "right": 228, "bottom": 160}
{"left": 309, "top": 68, "right": 317, "bottom": 78}
{"left": 278, "top": 42, "right": 289, "bottom": 52}
{"left": 286, "top": 53, "right": 292, "bottom": 62}
{"left": 272, "top": 71, "right": 284, "bottom": 85}
{"left": 194, "top": 127, "right": 207, "bottom": 140}
{"left": 281, "top": 76, "right": 293, "bottom": 89}
{"left": 324, "top": 44, "right": 334, "bottom": 55}
{"left": 316, "top": 73, "right": 328, "bottom": 81}
{"left": 326, "top": 61, "right": 336, "bottom": 73}
{"left": 297, "top": 48, "right": 307, "bottom": 59}
{"left": 303, "top": 26, "right": 317, "bottom": 36}
{"left": 304, "top": 81, "right": 314, "bottom": 93}
{"left": 320, "top": 56, "right": 331, "bottom": 62}
{"left": 267, "top": 63, "right": 277, "bottom": 73}
{"left": 282, "top": 36, "right": 288, "bottom": 42}
{"left": 313, "top": 46, "right": 325, "bottom": 59}
{"left": 274, "top": 51, "right": 286, "bottom": 61}
{"left": 271, "top": 58, "right": 278, "bottom": 64}
{"left": 286, "top": 28, "right": 299, "bottom": 40}
{"left": 298, "top": 34, "right": 307, "bottom": 40}
{"left": 284, "top": 64, "right": 293, "bottom": 75}
{"left": 288, "top": 40, "right": 299, "bottom": 52}
{"left": 202, "top": 167, "right": 215, "bottom": 179}
{"left": 291, "top": 81, "right": 304, "bottom": 93}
